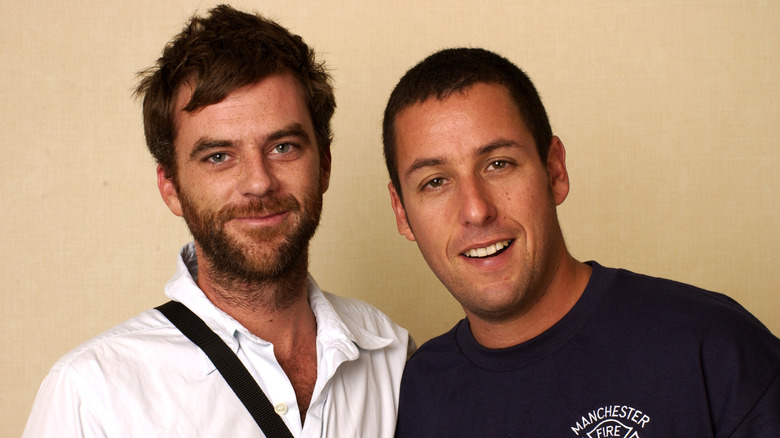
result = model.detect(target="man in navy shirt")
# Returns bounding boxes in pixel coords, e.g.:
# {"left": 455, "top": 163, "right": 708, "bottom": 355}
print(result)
{"left": 382, "top": 47, "right": 779, "bottom": 437}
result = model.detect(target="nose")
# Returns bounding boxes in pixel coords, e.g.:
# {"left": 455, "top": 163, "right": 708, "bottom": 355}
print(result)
{"left": 457, "top": 177, "right": 496, "bottom": 227}
{"left": 237, "top": 154, "right": 279, "bottom": 198}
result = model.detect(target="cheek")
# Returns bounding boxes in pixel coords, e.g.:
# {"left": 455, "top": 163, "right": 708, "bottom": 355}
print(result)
{"left": 278, "top": 159, "right": 322, "bottom": 189}
{"left": 179, "top": 175, "right": 235, "bottom": 211}
{"left": 414, "top": 233, "right": 451, "bottom": 275}
{"left": 499, "top": 188, "right": 516, "bottom": 217}
{"left": 405, "top": 197, "right": 446, "bottom": 232}
{"left": 408, "top": 208, "right": 453, "bottom": 257}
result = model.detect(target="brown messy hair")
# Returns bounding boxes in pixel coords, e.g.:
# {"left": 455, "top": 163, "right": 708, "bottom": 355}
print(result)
{"left": 134, "top": 4, "right": 335, "bottom": 181}
{"left": 382, "top": 48, "right": 552, "bottom": 203}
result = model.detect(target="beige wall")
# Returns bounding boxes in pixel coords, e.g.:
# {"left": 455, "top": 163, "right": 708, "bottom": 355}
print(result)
{"left": 2, "top": 0, "right": 777, "bottom": 434}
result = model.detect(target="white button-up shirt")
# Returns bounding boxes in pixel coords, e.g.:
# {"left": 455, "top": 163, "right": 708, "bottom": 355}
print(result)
{"left": 24, "top": 243, "right": 413, "bottom": 437}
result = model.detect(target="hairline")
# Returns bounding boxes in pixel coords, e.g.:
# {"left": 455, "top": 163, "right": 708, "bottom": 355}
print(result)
{"left": 388, "top": 80, "right": 544, "bottom": 204}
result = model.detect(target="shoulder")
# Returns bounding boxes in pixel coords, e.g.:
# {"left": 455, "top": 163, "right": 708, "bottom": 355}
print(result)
{"left": 49, "top": 307, "right": 189, "bottom": 378}
{"left": 587, "top": 263, "right": 779, "bottom": 370}
{"left": 608, "top": 267, "right": 770, "bottom": 333}
{"left": 599, "top": 265, "right": 780, "bottom": 378}
{"left": 404, "top": 321, "right": 462, "bottom": 372}
{"left": 607, "top": 269, "right": 780, "bottom": 434}
{"left": 320, "top": 291, "right": 411, "bottom": 344}
{"left": 25, "top": 308, "right": 198, "bottom": 435}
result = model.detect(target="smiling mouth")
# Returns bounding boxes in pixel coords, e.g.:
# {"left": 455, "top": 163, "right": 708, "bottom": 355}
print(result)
{"left": 462, "top": 240, "right": 513, "bottom": 258}
{"left": 234, "top": 211, "right": 287, "bottom": 221}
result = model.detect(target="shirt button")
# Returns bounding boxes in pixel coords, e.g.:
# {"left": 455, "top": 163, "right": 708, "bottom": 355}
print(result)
{"left": 274, "top": 403, "right": 288, "bottom": 415}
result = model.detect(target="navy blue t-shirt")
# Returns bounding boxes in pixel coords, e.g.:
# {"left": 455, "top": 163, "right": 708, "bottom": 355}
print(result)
{"left": 395, "top": 263, "right": 780, "bottom": 437}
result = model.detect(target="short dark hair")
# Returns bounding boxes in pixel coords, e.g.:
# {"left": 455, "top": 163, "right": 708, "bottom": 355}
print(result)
{"left": 135, "top": 4, "right": 335, "bottom": 181}
{"left": 382, "top": 48, "right": 552, "bottom": 201}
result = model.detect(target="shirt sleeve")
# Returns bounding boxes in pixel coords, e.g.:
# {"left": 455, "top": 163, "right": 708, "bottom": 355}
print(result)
{"left": 727, "top": 371, "right": 780, "bottom": 438}
{"left": 23, "top": 364, "right": 109, "bottom": 438}
{"left": 699, "top": 299, "right": 780, "bottom": 438}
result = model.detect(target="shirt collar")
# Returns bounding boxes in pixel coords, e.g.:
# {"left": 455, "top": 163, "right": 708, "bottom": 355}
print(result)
{"left": 164, "top": 243, "right": 247, "bottom": 345}
{"left": 308, "top": 276, "right": 395, "bottom": 353}
{"left": 163, "top": 242, "right": 394, "bottom": 373}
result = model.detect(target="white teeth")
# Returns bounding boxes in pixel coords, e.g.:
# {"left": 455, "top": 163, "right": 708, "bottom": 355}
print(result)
{"left": 464, "top": 240, "right": 511, "bottom": 258}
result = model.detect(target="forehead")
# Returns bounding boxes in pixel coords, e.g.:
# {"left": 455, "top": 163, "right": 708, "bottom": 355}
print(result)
{"left": 393, "top": 82, "right": 533, "bottom": 169}
{"left": 172, "top": 73, "right": 313, "bottom": 150}
{"left": 174, "top": 72, "right": 308, "bottom": 122}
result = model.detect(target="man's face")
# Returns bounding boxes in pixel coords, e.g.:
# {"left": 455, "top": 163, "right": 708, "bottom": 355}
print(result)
{"left": 158, "top": 72, "right": 330, "bottom": 282}
{"left": 388, "top": 82, "right": 570, "bottom": 323}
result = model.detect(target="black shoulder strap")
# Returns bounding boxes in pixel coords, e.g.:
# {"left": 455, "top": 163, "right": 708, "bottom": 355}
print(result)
{"left": 156, "top": 300, "right": 294, "bottom": 438}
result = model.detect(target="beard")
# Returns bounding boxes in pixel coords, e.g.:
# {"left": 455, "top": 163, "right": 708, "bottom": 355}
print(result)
{"left": 177, "top": 185, "right": 323, "bottom": 309}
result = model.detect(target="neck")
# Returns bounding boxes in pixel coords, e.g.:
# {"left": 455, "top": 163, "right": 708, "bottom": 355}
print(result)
{"left": 193, "top": 244, "right": 319, "bottom": 423}
{"left": 194, "top": 245, "right": 315, "bottom": 349}
{"left": 467, "top": 253, "right": 592, "bottom": 349}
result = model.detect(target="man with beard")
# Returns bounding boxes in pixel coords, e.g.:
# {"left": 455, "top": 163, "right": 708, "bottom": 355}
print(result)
{"left": 24, "top": 5, "right": 412, "bottom": 437}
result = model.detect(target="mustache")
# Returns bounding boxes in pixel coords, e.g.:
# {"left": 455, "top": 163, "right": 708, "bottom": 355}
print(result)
{"left": 216, "top": 195, "right": 300, "bottom": 222}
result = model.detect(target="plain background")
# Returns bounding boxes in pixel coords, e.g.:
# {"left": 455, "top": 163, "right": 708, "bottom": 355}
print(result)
{"left": 2, "top": 0, "right": 777, "bottom": 434}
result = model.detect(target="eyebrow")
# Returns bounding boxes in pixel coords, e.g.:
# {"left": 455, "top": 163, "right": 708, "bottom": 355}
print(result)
{"left": 403, "top": 139, "right": 519, "bottom": 179}
{"left": 267, "top": 123, "right": 311, "bottom": 143}
{"left": 189, "top": 139, "right": 233, "bottom": 161}
{"left": 188, "top": 123, "right": 312, "bottom": 161}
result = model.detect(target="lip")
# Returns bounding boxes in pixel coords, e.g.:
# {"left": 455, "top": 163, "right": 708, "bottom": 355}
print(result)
{"left": 460, "top": 238, "right": 511, "bottom": 253}
{"left": 231, "top": 210, "right": 290, "bottom": 226}
{"left": 459, "top": 238, "right": 513, "bottom": 260}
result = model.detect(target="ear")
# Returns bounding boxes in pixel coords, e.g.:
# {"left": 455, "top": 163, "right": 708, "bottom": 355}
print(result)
{"left": 157, "top": 165, "right": 183, "bottom": 217}
{"left": 320, "top": 148, "right": 332, "bottom": 194}
{"left": 388, "top": 182, "right": 416, "bottom": 242}
{"left": 547, "top": 136, "right": 570, "bottom": 206}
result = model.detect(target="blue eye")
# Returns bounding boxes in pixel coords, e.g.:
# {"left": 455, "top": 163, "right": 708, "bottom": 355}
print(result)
{"left": 274, "top": 143, "right": 292, "bottom": 154}
{"left": 208, "top": 153, "right": 227, "bottom": 163}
